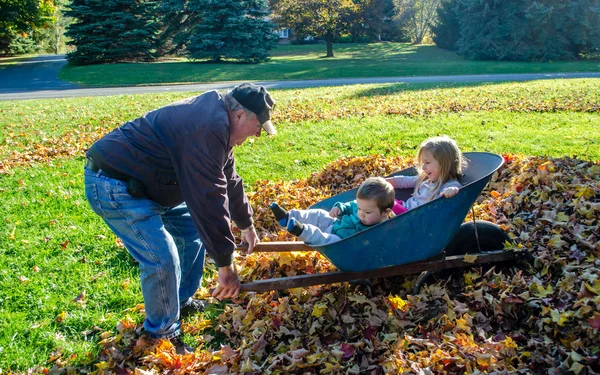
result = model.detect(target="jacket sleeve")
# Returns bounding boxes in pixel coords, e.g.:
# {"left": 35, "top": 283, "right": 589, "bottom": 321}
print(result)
{"left": 441, "top": 179, "right": 462, "bottom": 191}
{"left": 173, "top": 127, "right": 236, "bottom": 268}
{"left": 334, "top": 200, "right": 355, "bottom": 216}
{"left": 224, "top": 150, "right": 253, "bottom": 229}
{"left": 390, "top": 175, "right": 419, "bottom": 189}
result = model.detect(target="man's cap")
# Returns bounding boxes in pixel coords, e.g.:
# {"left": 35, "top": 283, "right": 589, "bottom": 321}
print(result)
{"left": 231, "top": 83, "right": 276, "bottom": 134}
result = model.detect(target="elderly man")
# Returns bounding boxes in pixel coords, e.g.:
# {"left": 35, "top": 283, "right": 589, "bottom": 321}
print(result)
{"left": 84, "top": 83, "right": 275, "bottom": 351}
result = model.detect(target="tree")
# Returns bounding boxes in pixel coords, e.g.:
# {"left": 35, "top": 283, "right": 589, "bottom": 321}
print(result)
{"left": 186, "top": 0, "right": 277, "bottom": 63}
{"left": 0, "top": 0, "right": 55, "bottom": 55}
{"left": 454, "top": 0, "right": 600, "bottom": 61}
{"left": 65, "top": 0, "right": 159, "bottom": 64}
{"left": 357, "top": 0, "right": 401, "bottom": 42}
{"left": 154, "top": 0, "right": 201, "bottom": 57}
{"left": 393, "top": 0, "right": 441, "bottom": 44}
{"left": 37, "top": 0, "right": 73, "bottom": 54}
{"left": 431, "top": 0, "right": 459, "bottom": 50}
{"left": 272, "top": 0, "right": 360, "bottom": 57}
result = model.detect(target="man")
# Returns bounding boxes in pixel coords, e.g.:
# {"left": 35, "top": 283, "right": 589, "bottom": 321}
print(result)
{"left": 83, "top": 83, "right": 275, "bottom": 352}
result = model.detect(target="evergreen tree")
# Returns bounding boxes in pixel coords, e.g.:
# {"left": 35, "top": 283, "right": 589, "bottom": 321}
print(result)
{"left": 186, "top": 0, "right": 277, "bottom": 63}
{"left": 155, "top": 0, "right": 200, "bottom": 57}
{"left": 65, "top": 0, "right": 159, "bottom": 64}
{"left": 431, "top": 0, "right": 459, "bottom": 50}
{"left": 455, "top": 0, "right": 600, "bottom": 61}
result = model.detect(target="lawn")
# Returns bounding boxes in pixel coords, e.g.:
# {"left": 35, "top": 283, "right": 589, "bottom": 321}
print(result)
{"left": 58, "top": 43, "right": 600, "bottom": 87}
{"left": 0, "top": 79, "right": 599, "bottom": 372}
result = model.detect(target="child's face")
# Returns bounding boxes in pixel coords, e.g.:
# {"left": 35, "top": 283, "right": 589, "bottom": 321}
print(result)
{"left": 420, "top": 150, "right": 441, "bottom": 183}
{"left": 356, "top": 198, "right": 389, "bottom": 226}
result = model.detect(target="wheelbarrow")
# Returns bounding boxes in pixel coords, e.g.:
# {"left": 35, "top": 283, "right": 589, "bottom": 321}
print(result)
{"left": 241, "top": 152, "right": 515, "bottom": 293}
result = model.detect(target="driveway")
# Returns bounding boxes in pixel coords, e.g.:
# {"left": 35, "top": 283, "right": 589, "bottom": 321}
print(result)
{"left": 0, "top": 54, "right": 79, "bottom": 93}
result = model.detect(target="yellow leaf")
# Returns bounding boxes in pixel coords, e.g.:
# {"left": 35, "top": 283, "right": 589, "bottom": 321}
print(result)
{"left": 455, "top": 317, "right": 470, "bottom": 333}
{"left": 312, "top": 302, "right": 328, "bottom": 317}
{"left": 56, "top": 311, "right": 67, "bottom": 323}
{"left": 95, "top": 362, "right": 110, "bottom": 370}
{"left": 534, "top": 284, "right": 553, "bottom": 298}
{"left": 277, "top": 253, "right": 296, "bottom": 267}
{"left": 388, "top": 295, "right": 407, "bottom": 311}
{"left": 548, "top": 234, "right": 566, "bottom": 249}
{"left": 463, "top": 271, "right": 479, "bottom": 285}
{"left": 575, "top": 186, "right": 595, "bottom": 199}
{"left": 502, "top": 337, "right": 518, "bottom": 349}
{"left": 463, "top": 253, "right": 478, "bottom": 264}
{"left": 555, "top": 212, "right": 569, "bottom": 222}
{"left": 551, "top": 309, "right": 572, "bottom": 326}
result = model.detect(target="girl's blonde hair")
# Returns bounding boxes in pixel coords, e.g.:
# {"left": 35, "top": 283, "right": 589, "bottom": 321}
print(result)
{"left": 415, "top": 136, "right": 467, "bottom": 200}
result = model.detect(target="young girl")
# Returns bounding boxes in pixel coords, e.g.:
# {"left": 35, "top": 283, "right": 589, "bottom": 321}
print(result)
{"left": 387, "top": 136, "right": 467, "bottom": 212}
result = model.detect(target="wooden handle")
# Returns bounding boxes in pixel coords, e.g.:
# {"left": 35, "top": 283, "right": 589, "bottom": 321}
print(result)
{"left": 237, "top": 241, "right": 314, "bottom": 253}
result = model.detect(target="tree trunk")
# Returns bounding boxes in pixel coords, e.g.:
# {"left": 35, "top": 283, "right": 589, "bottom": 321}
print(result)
{"left": 326, "top": 31, "right": 334, "bottom": 57}
{"left": 54, "top": 26, "right": 60, "bottom": 54}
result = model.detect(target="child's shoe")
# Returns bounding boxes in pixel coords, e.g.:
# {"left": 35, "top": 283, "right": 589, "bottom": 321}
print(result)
{"left": 287, "top": 218, "right": 304, "bottom": 237}
{"left": 269, "top": 202, "right": 289, "bottom": 226}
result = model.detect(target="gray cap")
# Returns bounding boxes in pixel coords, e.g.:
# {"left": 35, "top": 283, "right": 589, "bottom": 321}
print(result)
{"left": 231, "top": 83, "right": 276, "bottom": 134}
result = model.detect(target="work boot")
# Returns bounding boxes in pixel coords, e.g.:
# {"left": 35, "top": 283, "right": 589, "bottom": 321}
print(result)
{"left": 170, "top": 336, "right": 194, "bottom": 355}
{"left": 179, "top": 298, "right": 206, "bottom": 320}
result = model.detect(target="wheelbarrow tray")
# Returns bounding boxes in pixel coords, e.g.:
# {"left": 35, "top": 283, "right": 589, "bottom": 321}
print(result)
{"left": 299, "top": 152, "right": 505, "bottom": 272}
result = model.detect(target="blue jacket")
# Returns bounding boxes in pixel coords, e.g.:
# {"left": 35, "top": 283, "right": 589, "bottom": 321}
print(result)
{"left": 331, "top": 201, "right": 370, "bottom": 238}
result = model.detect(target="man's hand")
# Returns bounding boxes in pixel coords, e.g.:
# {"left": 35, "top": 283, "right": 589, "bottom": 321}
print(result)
{"left": 329, "top": 206, "right": 341, "bottom": 218}
{"left": 440, "top": 187, "right": 459, "bottom": 198}
{"left": 240, "top": 225, "right": 259, "bottom": 253}
{"left": 211, "top": 264, "right": 241, "bottom": 300}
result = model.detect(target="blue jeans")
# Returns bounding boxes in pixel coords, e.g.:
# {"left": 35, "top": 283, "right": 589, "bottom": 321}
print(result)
{"left": 84, "top": 166, "right": 205, "bottom": 339}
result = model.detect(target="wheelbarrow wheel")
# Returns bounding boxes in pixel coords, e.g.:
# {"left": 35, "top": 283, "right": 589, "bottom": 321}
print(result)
{"left": 444, "top": 220, "right": 510, "bottom": 256}
{"left": 413, "top": 221, "right": 510, "bottom": 294}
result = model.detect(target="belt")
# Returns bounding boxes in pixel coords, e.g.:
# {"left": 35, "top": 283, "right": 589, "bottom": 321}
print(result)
{"left": 86, "top": 159, "right": 128, "bottom": 181}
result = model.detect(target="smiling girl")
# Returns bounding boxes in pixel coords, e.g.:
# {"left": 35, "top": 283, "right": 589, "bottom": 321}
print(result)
{"left": 387, "top": 136, "right": 467, "bottom": 212}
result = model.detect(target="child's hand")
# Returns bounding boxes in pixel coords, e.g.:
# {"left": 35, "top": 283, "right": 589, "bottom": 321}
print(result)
{"left": 385, "top": 177, "right": 396, "bottom": 188}
{"left": 440, "top": 187, "right": 459, "bottom": 198}
{"left": 329, "top": 206, "right": 341, "bottom": 218}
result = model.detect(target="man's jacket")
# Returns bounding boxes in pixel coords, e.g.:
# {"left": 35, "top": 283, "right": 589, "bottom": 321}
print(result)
{"left": 87, "top": 91, "right": 253, "bottom": 267}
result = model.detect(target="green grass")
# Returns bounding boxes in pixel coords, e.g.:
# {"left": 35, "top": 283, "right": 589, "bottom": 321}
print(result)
{"left": 58, "top": 43, "right": 600, "bottom": 87}
{"left": 0, "top": 79, "right": 599, "bottom": 371}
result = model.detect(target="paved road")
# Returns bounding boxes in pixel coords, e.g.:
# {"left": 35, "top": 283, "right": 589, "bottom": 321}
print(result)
{"left": 0, "top": 54, "right": 79, "bottom": 94}
{"left": 0, "top": 55, "right": 599, "bottom": 101}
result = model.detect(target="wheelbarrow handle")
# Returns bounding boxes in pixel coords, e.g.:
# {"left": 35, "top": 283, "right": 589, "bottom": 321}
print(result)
{"left": 236, "top": 241, "right": 314, "bottom": 253}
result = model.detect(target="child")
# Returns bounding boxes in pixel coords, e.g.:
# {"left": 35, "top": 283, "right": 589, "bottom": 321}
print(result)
{"left": 270, "top": 177, "right": 395, "bottom": 246}
{"left": 387, "top": 135, "right": 467, "bottom": 211}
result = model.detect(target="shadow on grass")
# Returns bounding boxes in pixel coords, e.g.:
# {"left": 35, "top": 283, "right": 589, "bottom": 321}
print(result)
{"left": 348, "top": 81, "right": 511, "bottom": 98}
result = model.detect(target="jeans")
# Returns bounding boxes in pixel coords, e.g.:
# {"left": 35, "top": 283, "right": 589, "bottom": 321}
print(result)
{"left": 84, "top": 166, "right": 205, "bottom": 339}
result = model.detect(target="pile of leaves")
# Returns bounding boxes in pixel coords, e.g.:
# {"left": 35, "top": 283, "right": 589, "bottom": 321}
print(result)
{"left": 37, "top": 153, "right": 599, "bottom": 375}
